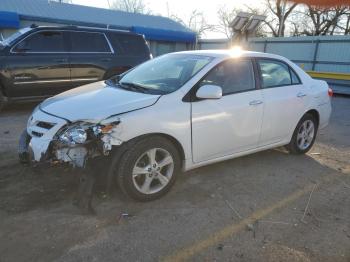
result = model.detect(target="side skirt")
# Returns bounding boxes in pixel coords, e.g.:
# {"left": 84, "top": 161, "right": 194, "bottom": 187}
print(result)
{"left": 183, "top": 140, "right": 290, "bottom": 172}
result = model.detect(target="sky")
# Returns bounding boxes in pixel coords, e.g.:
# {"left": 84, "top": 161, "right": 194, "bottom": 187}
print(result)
{"left": 71, "top": 0, "right": 262, "bottom": 38}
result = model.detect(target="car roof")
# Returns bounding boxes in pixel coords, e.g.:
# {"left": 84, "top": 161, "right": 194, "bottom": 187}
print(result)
{"left": 174, "top": 49, "right": 288, "bottom": 61}
{"left": 28, "top": 25, "right": 143, "bottom": 37}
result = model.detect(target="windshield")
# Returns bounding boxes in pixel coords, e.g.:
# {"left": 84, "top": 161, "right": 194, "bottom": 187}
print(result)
{"left": 1, "top": 28, "right": 32, "bottom": 46}
{"left": 116, "top": 53, "right": 214, "bottom": 95}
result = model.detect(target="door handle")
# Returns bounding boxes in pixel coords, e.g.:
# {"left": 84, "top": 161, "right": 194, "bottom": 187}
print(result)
{"left": 297, "top": 92, "right": 307, "bottom": 98}
{"left": 101, "top": 58, "right": 112, "bottom": 62}
{"left": 249, "top": 100, "right": 263, "bottom": 106}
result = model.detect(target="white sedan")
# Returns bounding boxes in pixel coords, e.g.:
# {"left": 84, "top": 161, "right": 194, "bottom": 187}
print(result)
{"left": 19, "top": 50, "right": 332, "bottom": 201}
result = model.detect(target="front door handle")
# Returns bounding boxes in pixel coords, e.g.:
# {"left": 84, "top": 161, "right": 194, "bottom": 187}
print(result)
{"left": 297, "top": 92, "right": 307, "bottom": 98}
{"left": 249, "top": 100, "right": 263, "bottom": 106}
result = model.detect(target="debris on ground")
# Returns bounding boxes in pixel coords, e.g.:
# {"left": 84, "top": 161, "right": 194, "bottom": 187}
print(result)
{"left": 225, "top": 199, "right": 242, "bottom": 219}
{"left": 217, "top": 244, "right": 224, "bottom": 251}
{"left": 117, "top": 213, "right": 134, "bottom": 223}
{"left": 246, "top": 223, "right": 254, "bottom": 231}
{"left": 301, "top": 184, "right": 318, "bottom": 223}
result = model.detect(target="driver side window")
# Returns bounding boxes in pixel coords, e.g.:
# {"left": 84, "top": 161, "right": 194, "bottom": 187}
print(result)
{"left": 199, "top": 59, "right": 256, "bottom": 95}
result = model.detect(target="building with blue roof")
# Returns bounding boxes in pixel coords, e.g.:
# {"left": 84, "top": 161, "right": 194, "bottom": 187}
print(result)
{"left": 0, "top": 0, "right": 197, "bottom": 56}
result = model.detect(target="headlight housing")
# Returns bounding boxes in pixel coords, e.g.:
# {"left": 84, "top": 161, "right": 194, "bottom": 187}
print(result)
{"left": 57, "top": 120, "right": 120, "bottom": 146}
{"left": 59, "top": 126, "right": 87, "bottom": 145}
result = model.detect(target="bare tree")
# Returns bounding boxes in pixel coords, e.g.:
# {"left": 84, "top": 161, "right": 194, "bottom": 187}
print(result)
{"left": 340, "top": 10, "right": 350, "bottom": 34}
{"left": 263, "top": 0, "right": 298, "bottom": 37}
{"left": 216, "top": 6, "right": 238, "bottom": 39}
{"left": 302, "top": 5, "right": 348, "bottom": 35}
{"left": 171, "top": 10, "right": 215, "bottom": 38}
{"left": 111, "top": 0, "right": 151, "bottom": 14}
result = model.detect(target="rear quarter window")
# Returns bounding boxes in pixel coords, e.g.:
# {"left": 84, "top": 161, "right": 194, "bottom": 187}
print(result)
{"left": 108, "top": 33, "right": 149, "bottom": 56}
{"left": 70, "top": 31, "right": 111, "bottom": 53}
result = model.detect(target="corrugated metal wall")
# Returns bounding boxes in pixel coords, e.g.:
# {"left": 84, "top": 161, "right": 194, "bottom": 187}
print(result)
{"left": 198, "top": 36, "right": 350, "bottom": 74}
{"left": 198, "top": 36, "right": 350, "bottom": 94}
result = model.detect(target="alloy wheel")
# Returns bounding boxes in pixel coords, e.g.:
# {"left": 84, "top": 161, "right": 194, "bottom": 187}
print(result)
{"left": 297, "top": 120, "right": 315, "bottom": 150}
{"left": 132, "top": 148, "right": 174, "bottom": 194}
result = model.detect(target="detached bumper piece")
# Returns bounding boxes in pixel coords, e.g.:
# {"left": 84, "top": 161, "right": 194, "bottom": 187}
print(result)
{"left": 18, "top": 129, "right": 31, "bottom": 164}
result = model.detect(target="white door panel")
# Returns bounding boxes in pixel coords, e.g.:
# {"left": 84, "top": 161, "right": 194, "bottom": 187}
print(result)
{"left": 259, "top": 84, "right": 306, "bottom": 146}
{"left": 192, "top": 90, "right": 263, "bottom": 163}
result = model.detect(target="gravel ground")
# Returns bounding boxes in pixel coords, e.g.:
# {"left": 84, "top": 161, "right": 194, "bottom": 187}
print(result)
{"left": 0, "top": 96, "right": 349, "bottom": 262}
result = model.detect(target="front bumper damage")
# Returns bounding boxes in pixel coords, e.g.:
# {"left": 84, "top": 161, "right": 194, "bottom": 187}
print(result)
{"left": 19, "top": 108, "right": 122, "bottom": 168}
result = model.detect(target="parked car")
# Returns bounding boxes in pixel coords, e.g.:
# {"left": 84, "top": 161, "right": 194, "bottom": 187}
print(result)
{"left": 0, "top": 25, "right": 152, "bottom": 111}
{"left": 19, "top": 50, "right": 332, "bottom": 201}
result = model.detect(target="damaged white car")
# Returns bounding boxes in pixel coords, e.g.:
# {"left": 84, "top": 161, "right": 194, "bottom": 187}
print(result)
{"left": 19, "top": 50, "right": 332, "bottom": 201}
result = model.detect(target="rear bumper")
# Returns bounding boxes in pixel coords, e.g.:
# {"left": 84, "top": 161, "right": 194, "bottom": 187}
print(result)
{"left": 318, "top": 101, "right": 332, "bottom": 129}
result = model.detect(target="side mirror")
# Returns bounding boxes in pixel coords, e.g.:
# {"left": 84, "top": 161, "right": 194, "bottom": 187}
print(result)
{"left": 196, "top": 85, "right": 222, "bottom": 99}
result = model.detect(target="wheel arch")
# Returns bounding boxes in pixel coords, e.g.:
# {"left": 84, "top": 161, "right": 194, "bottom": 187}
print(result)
{"left": 112, "top": 132, "right": 186, "bottom": 167}
{"left": 305, "top": 109, "right": 320, "bottom": 126}
{"left": 131, "top": 133, "right": 186, "bottom": 163}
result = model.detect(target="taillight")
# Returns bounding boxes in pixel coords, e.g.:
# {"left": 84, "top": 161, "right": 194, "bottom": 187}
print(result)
{"left": 328, "top": 87, "right": 333, "bottom": 97}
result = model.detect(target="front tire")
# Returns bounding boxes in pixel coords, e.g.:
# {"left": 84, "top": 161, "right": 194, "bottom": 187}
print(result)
{"left": 286, "top": 113, "right": 318, "bottom": 154}
{"left": 115, "top": 136, "right": 181, "bottom": 201}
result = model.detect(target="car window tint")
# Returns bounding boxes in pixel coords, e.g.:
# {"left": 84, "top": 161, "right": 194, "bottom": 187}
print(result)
{"left": 109, "top": 33, "right": 147, "bottom": 55}
{"left": 199, "top": 59, "right": 255, "bottom": 95}
{"left": 14, "top": 31, "right": 65, "bottom": 52}
{"left": 70, "top": 32, "right": 110, "bottom": 52}
{"left": 258, "top": 60, "right": 292, "bottom": 88}
{"left": 291, "top": 69, "right": 301, "bottom": 84}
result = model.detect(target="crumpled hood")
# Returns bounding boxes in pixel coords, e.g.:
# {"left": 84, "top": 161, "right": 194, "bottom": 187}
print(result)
{"left": 40, "top": 81, "right": 160, "bottom": 122}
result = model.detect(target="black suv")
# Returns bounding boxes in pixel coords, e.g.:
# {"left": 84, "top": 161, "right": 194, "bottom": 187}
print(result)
{"left": 0, "top": 25, "right": 151, "bottom": 110}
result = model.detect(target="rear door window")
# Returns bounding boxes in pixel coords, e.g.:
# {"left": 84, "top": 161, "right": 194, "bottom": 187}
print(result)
{"left": 108, "top": 33, "right": 148, "bottom": 55}
{"left": 291, "top": 69, "right": 301, "bottom": 84}
{"left": 13, "top": 31, "right": 65, "bottom": 52}
{"left": 258, "top": 59, "right": 292, "bottom": 88}
{"left": 69, "top": 31, "right": 111, "bottom": 53}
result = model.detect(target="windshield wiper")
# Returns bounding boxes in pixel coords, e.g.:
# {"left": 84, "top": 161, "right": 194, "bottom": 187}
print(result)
{"left": 119, "top": 82, "right": 148, "bottom": 93}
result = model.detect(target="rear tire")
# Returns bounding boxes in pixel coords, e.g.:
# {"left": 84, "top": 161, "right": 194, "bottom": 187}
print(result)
{"left": 285, "top": 113, "right": 318, "bottom": 155}
{"left": 114, "top": 136, "right": 180, "bottom": 201}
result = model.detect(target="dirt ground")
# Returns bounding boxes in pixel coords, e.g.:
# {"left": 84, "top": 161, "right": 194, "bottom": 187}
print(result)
{"left": 0, "top": 96, "right": 349, "bottom": 262}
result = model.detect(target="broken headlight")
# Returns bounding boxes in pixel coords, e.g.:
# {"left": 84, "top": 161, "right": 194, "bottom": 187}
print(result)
{"left": 57, "top": 120, "right": 120, "bottom": 146}
{"left": 59, "top": 126, "right": 87, "bottom": 145}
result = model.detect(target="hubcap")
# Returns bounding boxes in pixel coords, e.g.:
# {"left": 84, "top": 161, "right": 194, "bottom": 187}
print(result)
{"left": 132, "top": 148, "right": 174, "bottom": 194}
{"left": 297, "top": 120, "right": 315, "bottom": 150}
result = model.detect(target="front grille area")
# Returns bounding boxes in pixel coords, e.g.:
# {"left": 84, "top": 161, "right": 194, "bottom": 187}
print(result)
{"left": 36, "top": 121, "right": 55, "bottom": 130}
{"left": 31, "top": 131, "right": 43, "bottom": 137}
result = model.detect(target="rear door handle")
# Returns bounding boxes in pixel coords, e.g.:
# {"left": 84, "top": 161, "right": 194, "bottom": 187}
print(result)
{"left": 297, "top": 92, "right": 307, "bottom": 98}
{"left": 249, "top": 100, "right": 263, "bottom": 106}
{"left": 101, "top": 58, "right": 112, "bottom": 62}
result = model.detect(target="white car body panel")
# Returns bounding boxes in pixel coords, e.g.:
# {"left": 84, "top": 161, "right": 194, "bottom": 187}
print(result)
{"left": 25, "top": 50, "right": 332, "bottom": 171}
{"left": 192, "top": 89, "right": 263, "bottom": 162}
{"left": 40, "top": 82, "right": 161, "bottom": 122}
